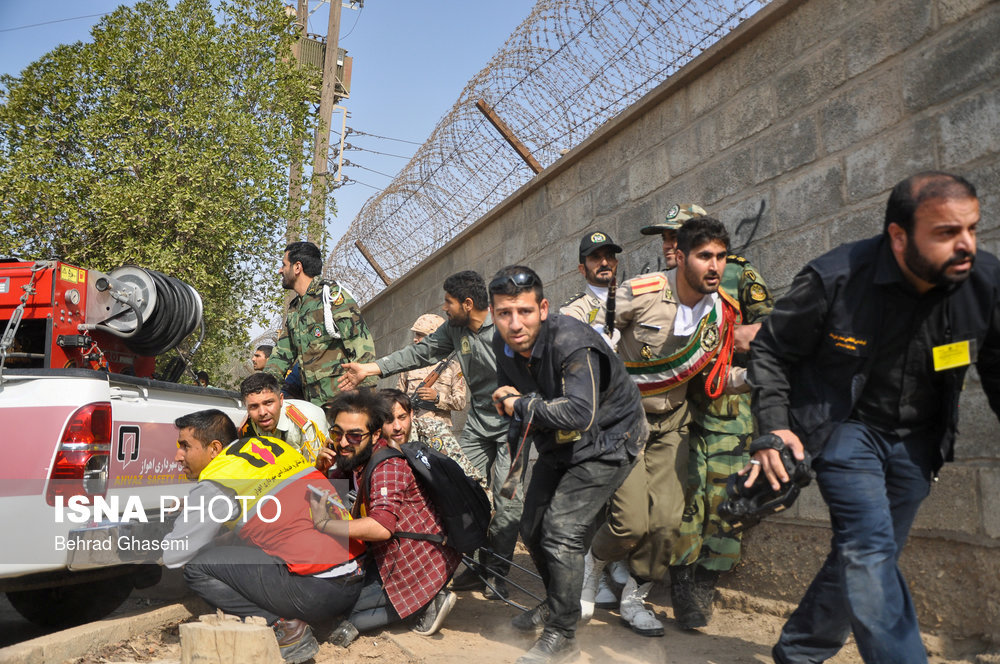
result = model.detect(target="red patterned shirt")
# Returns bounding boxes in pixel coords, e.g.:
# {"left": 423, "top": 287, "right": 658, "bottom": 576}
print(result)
{"left": 355, "top": 438, "right": 461, "bottom": 618}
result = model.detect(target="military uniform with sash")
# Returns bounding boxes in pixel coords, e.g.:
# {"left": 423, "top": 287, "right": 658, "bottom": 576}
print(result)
{"left": 265, "top": 276, "right": 377, "bottom": 406}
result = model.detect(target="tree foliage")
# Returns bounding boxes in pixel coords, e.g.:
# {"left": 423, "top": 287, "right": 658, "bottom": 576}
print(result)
{"left": 0, "top": 0, "right": 325, "bottom": 382}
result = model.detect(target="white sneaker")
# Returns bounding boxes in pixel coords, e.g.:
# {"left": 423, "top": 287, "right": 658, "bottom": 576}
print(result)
{"left": 619, "top": 576, "right": 664, "bottom": 637}
{"left": 579, "top": 550, "right": 607, "bottom": 621}
{"left": 595, "top": 574, "right": 617, "bottom": 608}
{"left": 608, "top": 560, "right": 629, "bottom": 586}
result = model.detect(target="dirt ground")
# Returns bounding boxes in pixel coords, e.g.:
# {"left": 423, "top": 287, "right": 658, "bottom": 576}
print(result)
{"left": 67, "top": 553, "right": 996, "bottom": 664}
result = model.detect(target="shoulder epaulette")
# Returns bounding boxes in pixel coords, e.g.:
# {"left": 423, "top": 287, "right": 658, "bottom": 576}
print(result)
{"left": 561, "top": 292, "right": 587, "bottom": 308}
{"left": 285, "top": 403, "right": 310, "bottom": 430}
{"left": 727, "top": 254, "right": 748, "bottom": 265}
{"left": 628, "top": 273, "right": 668, "bottom": 296}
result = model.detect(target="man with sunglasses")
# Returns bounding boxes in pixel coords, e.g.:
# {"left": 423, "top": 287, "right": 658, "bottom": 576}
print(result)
{"left": 339, "top": 270, "right": 521, "bottom": 598}
{"left": 312, "top": 390, "right": 461, "bottom": 647}
{"left": 489, "top": 265, "right": 647, "bottom": 664}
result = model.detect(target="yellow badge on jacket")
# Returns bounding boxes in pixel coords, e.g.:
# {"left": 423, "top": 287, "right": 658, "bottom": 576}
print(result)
{"left": 932, "top": 340, "right": 971, "bottom": 371}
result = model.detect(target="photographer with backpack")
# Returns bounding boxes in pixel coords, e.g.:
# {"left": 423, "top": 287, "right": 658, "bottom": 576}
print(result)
{"left": 311, "top": 390, "right": 463, "bottom": 647}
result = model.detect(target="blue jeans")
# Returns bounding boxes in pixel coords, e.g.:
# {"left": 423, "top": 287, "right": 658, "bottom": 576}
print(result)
{"left": 774, "top": 421, "right": 934, "bottom": 664}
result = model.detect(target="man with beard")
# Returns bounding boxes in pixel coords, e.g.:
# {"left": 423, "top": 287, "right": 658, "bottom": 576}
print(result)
{"left": 265, "top": 241, "right": 377, "bottom": 406}
{"left": 251, "top": 344, "right": 273, "bottom": 371}
{"left": 339, "top": 271, "right": 520, "bottom": 598}
{"left": 748, "top": 172, "right": 1000, "bottom": 664}
{"left": 583, "top": 216, "right": 744, "bottom": 637}
{"left": 560, "top": 231, "right": 623, "bottom": 333}
{"left": 312, "top": 390, "right": 461, "bottom": 646}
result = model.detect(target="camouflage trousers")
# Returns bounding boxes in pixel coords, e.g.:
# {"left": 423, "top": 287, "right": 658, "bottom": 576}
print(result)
{"left": 671, "top": 425, "right": 750, "bottom": 572}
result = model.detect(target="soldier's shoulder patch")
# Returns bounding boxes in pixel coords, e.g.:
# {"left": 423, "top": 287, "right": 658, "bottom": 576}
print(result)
{"left": 744, "top": 269, "right": 758, "bottom": 282}
{"left": 749, "top": 282, "right": 768, "bottom": 302}
{"left": 332, "top": 292, "right": 345, "bottom": 306}
{"left": 285, "top": 403, "right": 309, "bottom": 429}
{"left": 561, "top": 292, "right": 586, "bottom": 308}
{"left": 727, "top": 254, "right": 748, "bottom": 266}
{"left": 628, "top": 273, "right": 667, "bottom": 296}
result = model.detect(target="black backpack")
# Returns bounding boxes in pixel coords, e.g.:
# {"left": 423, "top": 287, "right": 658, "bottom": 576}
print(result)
{"left": 361, "top": 441, "right": 491, "bottom": 554}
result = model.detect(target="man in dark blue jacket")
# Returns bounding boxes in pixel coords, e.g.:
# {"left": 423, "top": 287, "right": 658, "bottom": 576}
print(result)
{"left": 489, "top": 265, "right": 648, "bottom": 664}
{"left": 748, "top": 172, "right": 1000, "bottom": 664}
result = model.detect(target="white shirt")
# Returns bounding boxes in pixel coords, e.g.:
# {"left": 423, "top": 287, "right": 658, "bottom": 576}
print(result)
{"left": 673, "top": 292, "right": 717, "bottom": 336}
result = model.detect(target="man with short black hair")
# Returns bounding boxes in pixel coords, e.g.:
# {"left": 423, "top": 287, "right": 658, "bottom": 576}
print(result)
{"left": 489, "top": 265, "right": 646, "bottom": 664}
{"left": 238, "top": 372, "right": 329, "bottom": 462}
{"left": 339, "top": 270, "right": 521, "bottom": 597}
{"left": 164, "top": 409, "right": 364, "bottom": 664}
{"left": 313, "top": 390, "right": 460, "bottom": 647}
{"left": 749, "top": 172, "right": 1000, "bottom": 664}
{"left": 584, "top": 215, "right": 744, "bottom": 637}
{"left": 265, "top": 241, "right": 376, "bottom": 406}
{"left": 379, "top": 388, "right": 487, "bottom": 492}
{"left": 252, "top": 344, "right": 273, "bottom": 371}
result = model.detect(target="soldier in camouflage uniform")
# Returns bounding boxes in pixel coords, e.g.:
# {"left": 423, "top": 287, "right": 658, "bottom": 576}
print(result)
{"left": 265, "top": 242, "right": 377, "bottom": 407}
{"left": 669, "top": 234, "right": 774, "bottom": 630}
{"left": 560, "top": 231, "right": 623, "bottom": 332}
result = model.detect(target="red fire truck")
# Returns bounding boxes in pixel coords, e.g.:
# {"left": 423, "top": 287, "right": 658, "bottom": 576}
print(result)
{"left": 0, "top": 259, "right": 244, "bottom": 627}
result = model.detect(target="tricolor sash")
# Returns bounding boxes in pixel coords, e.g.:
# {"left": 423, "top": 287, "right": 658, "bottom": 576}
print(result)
{"left": 625, "top": 291, "right": 741, "bottom": 397}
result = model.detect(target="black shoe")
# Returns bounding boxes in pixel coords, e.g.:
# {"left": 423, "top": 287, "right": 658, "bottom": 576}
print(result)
{"left": 449, "top": 565, "right": 486, "bottom": 591}
{"left": 483, "top": 575, "right": 509, "bottom": 600}
{"left": 272, "top": 618, "right": 320, "bottom": 663}
{"left": 412, "top": 589, "right": 457, "bottom": 636}
{"left": 511, "top": 601, "right": 550, "bottom": 633}
{"left": 693, "top": 567, "right": 719, "bottom": 622}
{"left": 669, "top": 565, "right": 707, "bottom": 630}
{"left": 515, "top": 628, "right": 580, "bottom": 664}
{"left": 328, "top": 619, "right": 359, "bottom": 648}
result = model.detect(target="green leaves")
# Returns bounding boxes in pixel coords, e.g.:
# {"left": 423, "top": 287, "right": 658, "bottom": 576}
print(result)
{"left": 0, "top": 0, "right": 321, "bottom": 385}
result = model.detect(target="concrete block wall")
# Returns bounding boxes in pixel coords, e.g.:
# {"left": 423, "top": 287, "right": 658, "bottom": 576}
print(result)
{"left": 358, "top": 0, "right": 1000, "bottom": 643}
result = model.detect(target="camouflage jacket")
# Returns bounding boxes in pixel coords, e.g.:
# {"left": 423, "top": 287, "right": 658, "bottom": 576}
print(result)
{"left": 688, "top": 256, "right": 773, "bottom": 434}
{"left": 265, "top": 277, "right": 377, "bottom": 406}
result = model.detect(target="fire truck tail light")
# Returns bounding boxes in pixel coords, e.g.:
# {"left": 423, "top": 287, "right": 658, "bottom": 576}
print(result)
{"left": 46, "top": 402, "right": 112, "bottom": 506}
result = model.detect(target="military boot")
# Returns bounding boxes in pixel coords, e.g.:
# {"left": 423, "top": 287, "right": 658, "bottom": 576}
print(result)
{"left": 669, "top": 564, "right": 706, "bottom": 630}
{"left": 693, "top": 567, "right": 720, "bottom": 622}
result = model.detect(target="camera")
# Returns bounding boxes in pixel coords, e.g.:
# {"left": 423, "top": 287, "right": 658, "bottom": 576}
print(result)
{"left": 717, "top": 433, "right": 814, "bottom": 534}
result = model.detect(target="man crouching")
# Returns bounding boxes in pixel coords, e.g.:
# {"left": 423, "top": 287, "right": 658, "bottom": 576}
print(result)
{"left": 490, "top": 265, "right": 648, "bottom": 664}
{"left": 314, "top": 389, "right": 461, "bottom": 646}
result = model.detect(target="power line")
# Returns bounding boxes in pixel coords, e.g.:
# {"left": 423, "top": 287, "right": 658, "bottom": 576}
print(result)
{"left": 348, "top": 128, "right": 423, "bottom": 146}
{"left": 0, "top": 12, "right": 109, "bottom": 33}
{"left": 345, "top": 144, "right": 412, "bottom": 159}
{"left": 343, "top": 161, "right": 396, "bottom": 179}
{"left": 342, "top": 176, "right": 381, "bottom": 191}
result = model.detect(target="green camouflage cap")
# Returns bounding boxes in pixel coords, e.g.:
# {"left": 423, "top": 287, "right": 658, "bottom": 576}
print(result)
{"left": 640, "top": 203, "right": 707, "bottom": 235}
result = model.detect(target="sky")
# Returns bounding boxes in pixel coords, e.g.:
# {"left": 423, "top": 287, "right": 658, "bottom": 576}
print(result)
{"left": 0, "top": 0, "right": 538, "bottom": 250}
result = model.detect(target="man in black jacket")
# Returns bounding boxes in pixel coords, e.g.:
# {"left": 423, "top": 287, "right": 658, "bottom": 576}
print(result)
{"left": 489, "top": 265, "right": 647, "bottom": 664}
{"left": 748, "top": 172, "right": 1000, "bottom": 664}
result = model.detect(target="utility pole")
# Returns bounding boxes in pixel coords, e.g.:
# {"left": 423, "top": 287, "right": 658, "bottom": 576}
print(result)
{"left": 308, "top": 0, "right": 344, "bottom": 252}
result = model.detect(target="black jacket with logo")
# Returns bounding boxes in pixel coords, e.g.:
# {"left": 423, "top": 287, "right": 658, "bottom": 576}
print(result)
{"left": 495, "top": 314, "right": 648, "bottom": 466}
{"left": 749, "top": 235, "right": 1000, "bottom": 469}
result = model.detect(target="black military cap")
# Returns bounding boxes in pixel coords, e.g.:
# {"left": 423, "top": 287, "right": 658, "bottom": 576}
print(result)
{"left": 578, "top": 231, "right": 623, "bottom": 264}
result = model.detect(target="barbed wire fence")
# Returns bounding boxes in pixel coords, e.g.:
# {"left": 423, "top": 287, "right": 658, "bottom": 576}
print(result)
{"left": 325, "top": 0, "right": 770, "bottom": 304}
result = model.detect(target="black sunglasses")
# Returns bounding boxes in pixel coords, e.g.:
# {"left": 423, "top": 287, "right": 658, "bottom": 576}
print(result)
{"left": 328, "top": 429, "right": 371, "bottom": 445}
{"left": 489, "top": 272, "right": 539, "bottom": 292}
